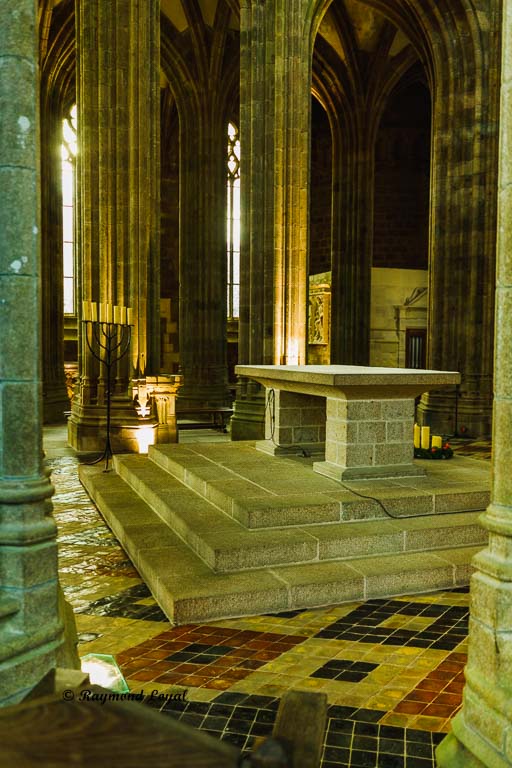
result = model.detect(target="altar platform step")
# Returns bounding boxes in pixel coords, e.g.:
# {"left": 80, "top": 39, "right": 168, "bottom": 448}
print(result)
{"left": 149, "top": 442, "right": 490, "bottom": 527}
{"left": 111, "top": 452, "right": 486, "bottom": 573}
{"left": 78, "top": 443, "right": 489, "bottom": 625}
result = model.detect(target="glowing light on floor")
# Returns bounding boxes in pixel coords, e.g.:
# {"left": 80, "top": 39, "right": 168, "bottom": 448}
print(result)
{"left": 80, "top": 653, "right": 130, "bottom": 693}
{"left": 136, "top": 425, "right": 156, "bottom": 454}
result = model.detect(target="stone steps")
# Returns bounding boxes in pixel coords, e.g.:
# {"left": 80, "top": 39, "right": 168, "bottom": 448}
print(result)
{"left": 80, "top": 463, "right": 484, "bottom": 625}
{"left": 149, "top": 443, "right": 490, "bottom": 525}
{"left": 113, "top": 453, "right": 486, "bottom": 574}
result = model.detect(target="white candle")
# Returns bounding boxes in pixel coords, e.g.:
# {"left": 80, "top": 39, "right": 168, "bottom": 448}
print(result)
{"left": 431, "top": 435, "right": 443, "bottom": 449}
{"left": 120, "top": 306, "right": 127, "bottom": 325}
{"left": 127, "top": 307, "right": 134, "bottom": 325}
{"left": 114, "top": 305, "right": 122, "bottom": 324}
{"left": 421, "top": 426, "right": 430, "bottom": 450}
{"left": 99, "top": 303, "right": 107, "bottom": 323}
{"left": 90, "top": 301, "right": 98, "bottom": 322}
{"left": 413, "top": 424, "right": 420, "bottom": 449}
{"left": 107, "top": 303, "right": 113, "bottom": 323}
{"left": 82, "top": 300, "right": 90, "bottom": 321}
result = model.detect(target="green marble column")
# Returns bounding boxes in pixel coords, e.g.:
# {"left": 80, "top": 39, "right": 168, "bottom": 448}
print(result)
{"left": 0, "top": 0, "right": 64, "bottom": 705}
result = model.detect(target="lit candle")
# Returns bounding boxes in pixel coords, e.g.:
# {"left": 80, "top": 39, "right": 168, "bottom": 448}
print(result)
{"left": 82, "top": 300, "right": 90, "bottom": 321}
{"left": 90, "top": 301, "right": 98, "bottom": 322}
{"left": 431, "top": 435, "right": 443, "bottom": 449}
{"left": 421, "top": 426, "right": 430, "bottom": 450}
{"left": 127, "top": 307, "right": 134, "bottom": 325}
{"left": 413, "top": 424, "right": 420, "bottom": 449}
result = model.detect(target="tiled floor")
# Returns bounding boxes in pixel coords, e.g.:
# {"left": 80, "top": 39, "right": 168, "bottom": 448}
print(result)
{"left": 45, "top": 426, "right": 491, "bottom": 767}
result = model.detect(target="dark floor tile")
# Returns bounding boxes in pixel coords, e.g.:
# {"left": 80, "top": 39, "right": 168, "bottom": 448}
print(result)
{"left": 350, "top": 749, "right": 378, "bottom": 767}
{"left": 407, "top": 741, "right": 433, "bottom": 759}
{"left": 406, "top": 729, "right": 433, "bottom": 744}
{"left": 202, "top": 715, "right": 228, "bottom": 731}
{"left": 379, "top": 755, "right": 405, "bottom": 768}
{"left": 323, "top": 746, "right": 352, "bottom": 763}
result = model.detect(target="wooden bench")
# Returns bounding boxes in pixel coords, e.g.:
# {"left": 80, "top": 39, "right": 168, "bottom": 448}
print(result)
{"left": 176, "top": 407, "right": 233, "bottom": 433}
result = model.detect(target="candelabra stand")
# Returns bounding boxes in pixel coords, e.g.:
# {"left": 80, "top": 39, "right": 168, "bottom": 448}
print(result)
{"left": 83, "top": 318, "right": 132, "bottom": 471}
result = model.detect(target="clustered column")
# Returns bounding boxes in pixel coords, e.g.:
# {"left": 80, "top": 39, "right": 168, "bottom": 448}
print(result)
{"left": 232, "top": 0, "right": 312, "bottom": 439}
{"left": 418, "top": 2, "right": 501, "bottom": 437}
{"left": 176, "top": 91, "right": 230, "bottom": 410}
{"left": 69, "top": 0, "right": 160, "bottom": 451}
{"left": 437, "top": 0, "right": 512, "bottom": 762}
{"left": 0, "top": 0, "right": 63, "bottom": 704}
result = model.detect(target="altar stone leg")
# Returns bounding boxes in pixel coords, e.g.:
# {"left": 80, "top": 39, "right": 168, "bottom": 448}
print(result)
{"left": 314, "top": 397, "right": 424, "bottom": 480}
{"left": 256, "top": 389, "right": 326, "bottom": 456}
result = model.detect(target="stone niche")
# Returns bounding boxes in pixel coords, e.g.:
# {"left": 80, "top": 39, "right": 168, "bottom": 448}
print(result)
{"left": 308, "top": 271, "right": 331, "bottom": 365}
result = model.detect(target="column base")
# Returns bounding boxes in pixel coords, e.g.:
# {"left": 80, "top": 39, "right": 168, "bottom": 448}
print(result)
{"left": 67, "top": 398, "right": 155, "bottom": 454}
{"left": 417, "top": 388, "right": 492, "bottom": 438}
{"left": 436, "top": 714, "right": 510, "bottom": 768}
{"left": 231, "top": 384, "right": 266, "bottom": 441}
{"left": 256, "top": 439, "right": 324, "bottom": 457}
{"left": 43, "top": 382, "right": 70, "bottom": 424}
{"left": 313, "top": 459, "right": 426, "bottom": 481}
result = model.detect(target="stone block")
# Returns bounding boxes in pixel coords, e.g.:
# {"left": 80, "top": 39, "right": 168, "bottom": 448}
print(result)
{"left": 342, "top": 443, "right": 375, "bottom": 468}
{"left": 292, "top": 426, "right": 321, "bottom": 443}
{"left": 276, "top": 407, "right": 302, "bottom": 426}
{"left": 0, "top": 540, "right": 58, "bottom": 589}
{"left": 493, "top": 399, "right": 512, "bottom": 505}
{"left": 381, "top": 399, "right": 413, "bottom": 419}
{"left": 0, "top": 59, "right": 37, "bottom": 168}
{"left": 233, "top": 495, "right": 340, "bottom": 528}
{"left": 346, "top": 400, "right": 382, "bottom": 420}
{"left": 386, "top": 420, "right": 407, "bottom": 443}
{"left": 470, "top": 571, "right": 512, "bottom": 630}
{"left": 374, "top": 442, "right": 413, "bottom": 467}
{"left": 463, "top": 686, "right": 509, "bottom": 755}
{"left": 300, "top": 406, "right": 326, "bottom": 426}
{"left": 0, "top": 168, "right": 37, "bottom": 275}
{"left": 0, "top": 278, "right": 39, "bottom": 381}
{"left": 0, "top": 381, "right": 42, "bottom": 478}
{"left": 358, "top": 421, "right": 387, "bottom": 444}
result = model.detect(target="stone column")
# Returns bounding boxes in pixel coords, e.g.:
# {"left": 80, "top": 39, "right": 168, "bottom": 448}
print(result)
{"left": 417, "top": 4, "right": 500, "bottom": 438}
{"left": 0, "top": 0, "right": 64, "bottom": 704}
{"left": 330, "top": 115, "right": 373, "bottom": 365}
{"left": 436, "top": 2, "right": 512, "bottom": 763}
{"left": 69, "top": 0, "right": 160, "bottom": 451}
{"left": 175, "top": 92, "right": 230, "bottom": 410}
{"left": 40, "top": 101, "right": 69, "bottom": 423}
{"left": 232, "top": 0, "right": 312, "bottom": 439}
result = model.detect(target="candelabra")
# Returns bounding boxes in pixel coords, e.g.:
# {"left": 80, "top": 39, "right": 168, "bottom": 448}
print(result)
{"left": 82, "top": 302, "right": 133, "bottom": 471}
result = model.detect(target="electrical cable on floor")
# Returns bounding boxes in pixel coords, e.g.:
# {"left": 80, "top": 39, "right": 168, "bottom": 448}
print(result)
{"left": 266, "top": 388, "right": 485, "bottom": 520}
{"left": 337, "top": 479, "right": 484, "bottom": 521}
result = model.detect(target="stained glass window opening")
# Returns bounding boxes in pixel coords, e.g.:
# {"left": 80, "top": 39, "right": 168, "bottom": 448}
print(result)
{"left": 227, "top": 122, "right": 240, "bottom": 319}
{"left": 62, "top": 105, "right": 77, "bottom": 315}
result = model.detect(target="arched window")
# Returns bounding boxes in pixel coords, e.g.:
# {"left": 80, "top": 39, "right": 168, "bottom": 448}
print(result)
{"left": 227, "top": 122, "right": 240, "bottom": 319}
{"left": 61, "top": 104, "right": 77, "bottom": 314}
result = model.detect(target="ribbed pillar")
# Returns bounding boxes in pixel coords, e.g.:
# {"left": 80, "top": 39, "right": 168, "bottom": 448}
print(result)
{"left": 330, "top": 113, "right": 373, "bottom": 365}
{"left": 232, "top": 0, "right": 312, "bottom": 439}
{"left": 417, "top": 3, "right": 500, "bottom": 438}
{"left": 176, "top": 93, "right": 230, "bottom": 409}
{"left": 69, "top": 0, "right": 160, "bottom": 451}
{"left": 436, "top": 2, "right": 512, "bottom": 763}
{"left": 0, "top": 0, "right": 64, "bottom": 705}
{"left": 41, "top": 103, "right": 69, "bottom": 423}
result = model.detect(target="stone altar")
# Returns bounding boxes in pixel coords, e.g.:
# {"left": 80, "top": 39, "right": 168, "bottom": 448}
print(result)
{"left": 235, "top": 365, "right": 460, "bottom": 480}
